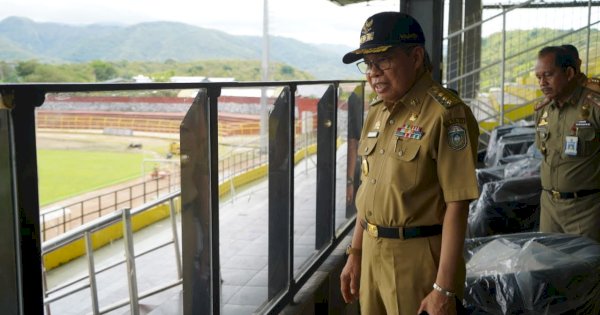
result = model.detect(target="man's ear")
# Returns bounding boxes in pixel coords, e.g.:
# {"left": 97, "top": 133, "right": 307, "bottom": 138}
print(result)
{"left": 412, "top": 46, "right": 425, "bottom": 70}
{"left": 566, "top": 66, "right": 576, "bottom": 80}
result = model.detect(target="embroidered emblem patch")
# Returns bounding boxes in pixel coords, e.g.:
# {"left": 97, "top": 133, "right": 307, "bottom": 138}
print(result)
{"left": 447, "top": 124, "right": 467, "bottom": 150}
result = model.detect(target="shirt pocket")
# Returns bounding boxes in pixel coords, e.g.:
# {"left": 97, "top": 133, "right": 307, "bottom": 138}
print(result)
{"left": 358, "top": 138, "right": 378, "bottom": 181}
{"left": 385, "top": 141, "right": 420, "bottom": 190}
{"left": 576, "top": 127, "right": 600, "bottom": 156}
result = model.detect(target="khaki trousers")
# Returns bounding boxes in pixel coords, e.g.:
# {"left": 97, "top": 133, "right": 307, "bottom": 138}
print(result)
{"left": 540, "top": 190, "right": 600, "bottom": 243}
{"left": 359, "top": 233, "right": 465, "bottom": 315}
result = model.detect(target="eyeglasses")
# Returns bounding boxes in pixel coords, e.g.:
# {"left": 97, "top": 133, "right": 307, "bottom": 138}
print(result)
{"left": 356, "top": 57, "right": 392, "bottom": 74}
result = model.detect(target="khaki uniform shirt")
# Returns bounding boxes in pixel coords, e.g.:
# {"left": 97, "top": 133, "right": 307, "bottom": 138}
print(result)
{"left": 535, "top": 74, "right": 600, "bottom": 192}
{"left": 354, "top": 72, "right": 480, "bottom": 228}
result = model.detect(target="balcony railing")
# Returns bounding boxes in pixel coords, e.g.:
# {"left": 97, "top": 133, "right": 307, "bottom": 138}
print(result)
{"left": 0, "top": 79, "right": 365, "bottom": 314}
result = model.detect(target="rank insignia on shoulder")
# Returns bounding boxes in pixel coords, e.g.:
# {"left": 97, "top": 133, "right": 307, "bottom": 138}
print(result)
{"left": 586, "top": 93, "right": 600, "bottom": 107}
{"left": 586, "top": 77, "right": 600, "bottom": 93}
{"left": 447, "top": 124, "right": 467, "bottom": 150}
{"left": 428, "top": 87, "right": 462, "bottom": 109}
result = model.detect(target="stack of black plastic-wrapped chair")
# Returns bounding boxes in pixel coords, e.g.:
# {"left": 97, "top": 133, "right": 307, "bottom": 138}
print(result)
{"left": 463, "top": 123, "right": 600, "bottom": 314}
{"left": 469, "top": 123, "right": 541, "bottom": 237}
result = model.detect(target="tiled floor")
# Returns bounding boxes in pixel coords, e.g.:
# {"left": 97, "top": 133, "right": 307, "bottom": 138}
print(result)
{"left": 45, "top": 144, "right": 353, "bottom": 315}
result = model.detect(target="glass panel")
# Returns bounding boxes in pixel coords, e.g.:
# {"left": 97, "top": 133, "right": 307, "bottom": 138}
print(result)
{"left": 293, "top": 84, "right": 329, "bottom": 276}
{"left": 219, "top": 86, "right": 274, "bottom": 314}
{"left": 336, "top": 83, "right": 364, "bottom": 232}
{"left": 39, "top": 89, "right": 187, "bottom": 313}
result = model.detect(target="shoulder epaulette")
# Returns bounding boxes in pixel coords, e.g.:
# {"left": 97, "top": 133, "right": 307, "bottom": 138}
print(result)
{"left": 428, "top": 86, "right": 462, "bottom": 109}
{"left": 534, "top": 97, "right": 551, "bottom": 111}
{"left": 586, "top": 91, "right": 600, "bottom": 108}
{"left": 585, "top": 77, "right": 600, "bottom": 93}
{"left": 369, "top": 98, "right": 383, "bottom": 107}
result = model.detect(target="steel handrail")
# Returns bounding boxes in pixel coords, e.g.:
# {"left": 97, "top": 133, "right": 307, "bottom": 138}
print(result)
{"left": 42, "top": 190, "right": 180, "bottom": 254}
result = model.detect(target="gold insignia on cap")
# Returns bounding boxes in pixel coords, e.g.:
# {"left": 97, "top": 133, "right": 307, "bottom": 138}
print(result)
{"left": 362, "top": 18, "right": 373, "bottom": 34}
{"left": 360, "top": 18, "right": 375, "bottom": 44}
{"left": 354, "top": 45, "right": 392, "bottom": 54}
{"left": 399, "top": 33, "right": 418, "bottom": 40}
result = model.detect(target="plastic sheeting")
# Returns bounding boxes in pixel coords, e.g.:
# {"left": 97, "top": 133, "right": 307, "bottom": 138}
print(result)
{"left": 464, "top": 233, "right": 600, "bottom": 314}
{"left": 503, "top": 157, "right": 541, "bottom": 179}
{"left": 484, "top": 123, "right": 536, "bottom": 167}
{"left": 475, "top": 146, "right": 542, "bottom": 192}
{"left": 468, "top": 176, "right": 541, "bottom": 238}
{"left": 476, "top": 166, "right": 505, "bottom": 192}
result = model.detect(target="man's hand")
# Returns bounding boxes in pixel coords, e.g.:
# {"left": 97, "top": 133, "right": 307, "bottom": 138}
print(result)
{"left": 417, "top": 290, "right": 456, "bottom": 315}
{"left": 340, "top": 254, "right": 361, "bottom": 303}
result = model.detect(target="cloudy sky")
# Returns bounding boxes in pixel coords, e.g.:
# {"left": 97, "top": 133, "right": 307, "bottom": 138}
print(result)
{"left": 0, "top": 0, "right": 403, "bottom": 46}
{"left": 1, "top": 0, "right": 597, "bottom": 47}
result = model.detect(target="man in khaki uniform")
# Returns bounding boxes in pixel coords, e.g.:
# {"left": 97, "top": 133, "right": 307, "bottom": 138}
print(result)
{"left": 534, "top": 46, "right": 600, "bottom": 243}
{"left": 339, "top": 12, "right": 480, "bottom": 315}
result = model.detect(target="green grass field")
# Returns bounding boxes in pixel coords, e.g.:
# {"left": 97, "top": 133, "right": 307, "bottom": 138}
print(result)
{"left": 37, "top": 149, "right": 147, "bottom": 206}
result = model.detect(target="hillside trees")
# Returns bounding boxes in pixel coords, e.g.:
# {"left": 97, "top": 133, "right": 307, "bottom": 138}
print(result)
{"left": 0, "top": 59, "right": 314, "bottom": 83}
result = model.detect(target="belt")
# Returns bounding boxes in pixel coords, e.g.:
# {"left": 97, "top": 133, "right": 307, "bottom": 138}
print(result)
{"left": 361, "top": 220, "right": 442, "bottom": 240}
{"left": 545, "top": 189, "right": 600, "bottom": 200}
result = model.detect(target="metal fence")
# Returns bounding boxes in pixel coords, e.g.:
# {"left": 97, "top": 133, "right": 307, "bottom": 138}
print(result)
{"left": 444, "top": 0, "right": 600, "bottom": 144}
{"left": 40, "top": 172, "right": 180, "bottom": 241}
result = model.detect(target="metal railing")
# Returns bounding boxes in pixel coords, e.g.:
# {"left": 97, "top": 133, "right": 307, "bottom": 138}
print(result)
{"left": 39, "top": 127, "right": 315, "bottom": 242}
{"left": 1, "top": 79, "right": 364, "bottom": 314}
{"left": 40, "top": 172, "right": 180, "bottom": 241}
{"left": 42, "top": 191, "right": 182, "bottom": 315}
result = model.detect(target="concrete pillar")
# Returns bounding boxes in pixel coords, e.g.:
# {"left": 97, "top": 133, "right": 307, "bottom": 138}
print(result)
{"left": 400, "top": 0, "right": 445, "bottom": 83}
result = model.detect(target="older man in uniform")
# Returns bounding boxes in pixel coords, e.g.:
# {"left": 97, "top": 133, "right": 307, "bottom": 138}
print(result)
{"left": 534, "top": 46, "right": 600, "bottom": 243}
{"left": 339, "top": 12, "right": 479, "bottom": 315}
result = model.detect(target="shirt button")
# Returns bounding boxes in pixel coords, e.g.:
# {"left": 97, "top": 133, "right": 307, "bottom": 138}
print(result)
{"left": 389, "top": 119, "right": 395, "bottom": 125}
{"left": 398, "top": 150, "right": 404, "bottom": 156}
{"left": 379, "top": 149, "right": 385, "bottom": 154}
{"left": 370, "top": 179, "right": 376, "bottom": 184}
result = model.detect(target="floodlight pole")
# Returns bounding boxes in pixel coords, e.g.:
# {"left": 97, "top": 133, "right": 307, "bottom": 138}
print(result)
{"left": 260, "top": 0, "right": 270, "bottom": 154}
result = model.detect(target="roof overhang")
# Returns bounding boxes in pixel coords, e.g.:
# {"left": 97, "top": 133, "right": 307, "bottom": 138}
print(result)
{"left": 328, "top": 0, "right": 372, "bottom": 6}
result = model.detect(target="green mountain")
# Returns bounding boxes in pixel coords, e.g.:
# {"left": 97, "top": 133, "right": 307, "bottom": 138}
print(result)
{"left": 0, "top": 16, "right": 360, "bottom": 80}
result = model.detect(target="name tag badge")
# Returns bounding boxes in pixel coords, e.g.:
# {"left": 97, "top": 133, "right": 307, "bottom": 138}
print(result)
{"left": 575, "top": 120, "right": 592, "bottom": 128}
{"left": 564, "top": 136, "right": 578, "bottom": 156}
{"left": 367, "top": 131, "right": 379, "bottom": 138}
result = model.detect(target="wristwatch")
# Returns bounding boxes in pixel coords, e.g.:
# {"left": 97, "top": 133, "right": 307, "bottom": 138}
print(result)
{"left": 345, "top": 244, "right": 362, "bottom": 256}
